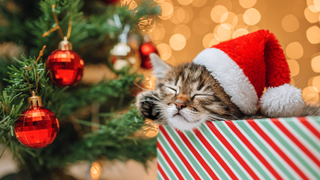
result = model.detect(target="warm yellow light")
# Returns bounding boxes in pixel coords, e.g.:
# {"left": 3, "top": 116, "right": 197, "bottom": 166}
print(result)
{"left": 281, "top": 14, "right": 299, "bottom": 32}
{"left": 90, "top": 162, "right": 102, "bottom": 180}
{"left": 307, "top": 26, "right": 320, "bottom": 44}
{"left": 286, "top": 42, "right": 303, "bottom": 59}
{"left": 181, "top": 6, "right": 194, "bottom": 24}
{"left": 287, "top": 60, "right": 300, "bottom": 77}
{"left": 211, "top": 5, "right": 228, "bottom": 23}
{"left": 192, "top": 18, "right": 210, "bottom": 35}
{"left": 170, "top": 7, "right": 186, "bottom": 24}
{"left": 314, "top": 0, "right": 320, "bottom": 11}
{"left": 309, "top": 5, "right": 320, "bottom": 12}
{"left": 239, "top": 0, "right": 257, "bottom": 9}
{"left": 158, "top": 2, "right": 174, "bottom": 20}
{"left": 220, "top": 12, "right": 237, "bottom": 26}
{"left": 312, "top": 76, "right": 320, "bottom": 93}
{"left": 203, "top": 33, "right": 215, "bottom": 48}
{"left": 311, "top": 55, "right": 320, "bottom": 72}
{"left": 302, "top": 86, "right": 319, "bottom": 102}
{"left": 216, "top": 23, "right": 233, "bottom": 41}
{"left": 304, "top": 7, "right": 319, "bottom": 23}
{"left": 157, "top": 43, "right": 172, "bottom": 60}
{"left": 177, "top": 0, "right": 193, "bottom": 6}
{"left": 191, "top": 0, "right": 207, "bottom": 7}
{"left": 243, "top": 8, "right": 261, "bottom": 25}
{"left": 170, "top": 34, "right": 186, "bottom": 51}
{"left": 232, "top": 28, "right": 249, "bottom": 39}
{"left": 148, "top": 26, "right": 166, "bottom": 42}
{"left": 144, "top": 120, "right": 159, "bottom": 138}
{"left": 209, "top": 38, "right": 220, "bottom": 46}
{"left": 144, "top": 76, "right": 157, "bottom": 90}
{"left": 174, "top": 25, "right": 191, "bottom": 40}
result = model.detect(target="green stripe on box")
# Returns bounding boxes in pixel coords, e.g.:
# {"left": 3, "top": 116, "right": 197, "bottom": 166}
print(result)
{"left": 157, "top": 148, "right": 176, "bottom": 179}
{"left": 166, "top": 126, "right": 210, "bottom": 179}
{"left": 289, "top": 120, "right": 320, "bottom": 151}
{"left": 236, "top": 121, "right": 296, "bottom": 179}
{"left": 158, "top": 134, "right": 192, "bottom": 179}
{"left": 184, "top": 129, "right": 229, "bottom": 179}
{"left": 260, "top": 120, "right": 319, "bottom": 178}
{"left": 215, "top": 121, "right": 272, "bottom": 179}
{"left": 313, "top": 116, "right": 320, "bottom": 126}
{"left": 201, "top": 124, "right": 249, "bottom": 179}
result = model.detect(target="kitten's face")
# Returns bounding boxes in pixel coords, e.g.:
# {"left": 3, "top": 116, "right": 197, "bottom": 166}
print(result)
{"left": 155, "top": 63, "right": 243, "bottom": 130}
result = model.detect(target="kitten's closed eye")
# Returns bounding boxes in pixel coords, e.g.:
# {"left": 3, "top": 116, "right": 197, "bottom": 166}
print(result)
{"left": 192, "top": 94, "right": 215, "bottom": 100}
{"left": 165, "top": 86, "right": 177, "bottom": 94}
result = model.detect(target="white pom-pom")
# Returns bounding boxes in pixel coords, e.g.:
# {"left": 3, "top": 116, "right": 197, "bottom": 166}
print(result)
{"left": 260, "top": 84, "right": 304, "bottom": 117}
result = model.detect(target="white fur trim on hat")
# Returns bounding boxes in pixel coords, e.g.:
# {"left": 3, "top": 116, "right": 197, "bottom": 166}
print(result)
{"left": 193, "top": 48, "right": 259, "bottom": 115}
{"left": 260, "top": 84, "right": 304, "bottom": 117}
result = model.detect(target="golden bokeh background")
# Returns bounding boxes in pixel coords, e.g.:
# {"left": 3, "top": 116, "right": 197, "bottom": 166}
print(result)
{"left": 148, "top": 0, "right": 320, "bottom": 103}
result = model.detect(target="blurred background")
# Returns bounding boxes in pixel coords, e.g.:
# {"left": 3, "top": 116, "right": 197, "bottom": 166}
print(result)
{"left": 0, "top": 0, "right": 319, "bottom": 179}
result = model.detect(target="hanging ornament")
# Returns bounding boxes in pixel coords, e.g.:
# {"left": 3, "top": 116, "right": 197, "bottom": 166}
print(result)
{"left": 46, "top": 37, "right": 85, "bottom": 87}
{"left": 139, "top": 35, "right": 159, "bottom": 69}
{"left": 43, "top": 4, "right": 85, "bottom": 87}
{"left": 14, "top": 91, "right": 59, "bottom": 149}
{"left": 109, "top": 15, "right": 141, "bottom": 72}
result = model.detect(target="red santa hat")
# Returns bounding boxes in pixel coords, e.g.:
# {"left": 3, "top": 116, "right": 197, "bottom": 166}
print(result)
{"left": 193, "top": 29, "right": 304, "bottom": 117}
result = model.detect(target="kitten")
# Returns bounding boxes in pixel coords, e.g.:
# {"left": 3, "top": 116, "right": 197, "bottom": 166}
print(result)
{"left": 136, "top": 53, "right": 320, "bottom": 131}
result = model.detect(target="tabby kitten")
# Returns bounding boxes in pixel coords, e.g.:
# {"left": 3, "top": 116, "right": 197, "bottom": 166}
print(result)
{"left": 136, "top": 53, "right": 320, "bottom": 131}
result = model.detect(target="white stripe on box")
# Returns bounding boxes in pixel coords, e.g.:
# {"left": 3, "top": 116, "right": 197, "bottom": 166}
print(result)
{"left": 157, "top": 145, "right": 177, "bottom": 180}
{"left": 267, "top": 119, "right": 318, "bottom": 180}
{"left": 306, "top": 117, "right": 320, "bottom": 132}
{"left": 214, "top": 123, "right": 256, "bottom": 180}
{"left": 240, "top": 121, "right": 291, "bottom": 180}
{"left": 222, "top": 122, "right": 276, "bottom": 180}
{"left": 202, "top": 124, "right": 242, "bottom": 179}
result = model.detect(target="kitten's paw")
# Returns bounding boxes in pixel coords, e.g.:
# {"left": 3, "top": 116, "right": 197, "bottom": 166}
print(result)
{"left": 136, "top": 91, "right": 160, "bottom": 120}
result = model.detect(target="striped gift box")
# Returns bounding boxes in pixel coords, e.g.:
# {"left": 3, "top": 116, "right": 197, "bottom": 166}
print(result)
{"left": 157, "top": 116, "right": 320, "bottom": 180}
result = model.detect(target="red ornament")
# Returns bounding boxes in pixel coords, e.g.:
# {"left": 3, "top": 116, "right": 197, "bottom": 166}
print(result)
{"left": 14, "top": 92, "right": 59, "bottom": 149}
{"left": 139, "top": 36, "right": 159, "bottom": 69}
{"left": 47, "top": 37, "right": 84, "bottom": 87}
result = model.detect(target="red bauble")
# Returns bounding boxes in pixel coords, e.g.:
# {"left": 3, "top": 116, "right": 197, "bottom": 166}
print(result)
{"left": 47, "top": 50, "right": 84, "bottom": 87}
{"left": 139, "top": 42, "right": 159, "bottom": 69}
{"left": 14, "top": 93, "right": 59, "bottom": 149}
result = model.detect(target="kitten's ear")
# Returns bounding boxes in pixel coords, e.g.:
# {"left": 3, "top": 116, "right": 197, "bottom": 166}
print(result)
{"left": 150, "top": 53, "right": 172, "bottom": 79}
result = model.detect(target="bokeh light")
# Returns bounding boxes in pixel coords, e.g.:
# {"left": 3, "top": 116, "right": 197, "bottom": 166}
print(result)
{"left": 148, "top": 25, "right": 166, "bottom": 43}
{"left": 203, "top": 33, "right": 215, "bottom": 48}
{"left": 281, "top": 14, "right": 299, "bottom": 32}
{"left": 211, "top": 5, "right": 228, "bottom": 23}
{"left": 158, "top": 1, "right": 174, "bottom": 20}
{"left": 174, "top": 25, "right": 191, "bottom": 40}
{"left": 286, "top": 42, "right": 303, "bottom": 59}
{"left": 302, "top": 86, "right": 319, "bottom": 102}
{"left": 170, "top": 34, "right": 187, "bottom": 51}
{"left": 243, "top": 8, "right": 261, "bottom": 25}
{"left": 312, "top": 76, "right": 320, "bottom": 93}
{"left": 90, "top": 162, "right": 102, "bottom": 180}
{"left": 311, "top": 55, "right": 320, "bottom": 72}
{"left": 182, "top": 6, "right": 194, "bottom": 23}
{"left": 232, "top": 28, "right": 249, "bottom": 39}
{"left": 216, "top": 23, "right": 233, "bottom": 41}
{"left": 157, "top": 43, "right": 172, "bottom": 60}
{"left": 287, "top": 60, "right": 300, "bottom": 77}
{"left": 177, "top": 0, "right": 193, "bottom": 6}
{"left": 170, "top": 7, "right": 186, "bottom": 24}
{"left": 307, "top": 26, "right": 320, "bottom": 44}
{"left": 220, "top": 12, "right": 238, "bottom": 26}
{"left": 304, "top": 7, "right": 320, "bottom": 23}
{"left": 239, "top": 0, "right": 257, "bottom": 9}
{"left": 191, "top": 0, "right": 207, "bottom": 7}
{"left": 314, "top": 0, "right": 320, "bottom": 11}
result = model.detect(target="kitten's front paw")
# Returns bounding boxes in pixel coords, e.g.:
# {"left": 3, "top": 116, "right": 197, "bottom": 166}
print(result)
{"left": 137, "top": 91, "right": 160, "bottom": 120}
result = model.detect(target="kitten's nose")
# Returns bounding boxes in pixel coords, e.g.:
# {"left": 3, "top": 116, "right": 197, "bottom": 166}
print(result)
{"left": 175, "top": 101, "right": 187, "bottom": 110}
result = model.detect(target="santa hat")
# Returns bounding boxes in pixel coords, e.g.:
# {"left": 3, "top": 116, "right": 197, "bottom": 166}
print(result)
{"left": 193, "top": 29, "right": 304, "bottom": 117}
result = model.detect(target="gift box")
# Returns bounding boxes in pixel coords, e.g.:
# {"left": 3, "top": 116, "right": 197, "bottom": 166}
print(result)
{"left": 157, "top": 117, "right": 320, "bottom": 180}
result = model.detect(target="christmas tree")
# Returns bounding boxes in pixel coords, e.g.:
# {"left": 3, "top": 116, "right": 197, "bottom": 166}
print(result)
{"left": 0, "top": 0, "right": 160, "bottom": 179}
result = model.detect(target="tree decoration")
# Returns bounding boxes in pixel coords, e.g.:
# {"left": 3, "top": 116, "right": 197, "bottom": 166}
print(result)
{"left": 14, "top": 52, "right": 59, "bottom": 149}
{"left": 43, "top": 5, "right": 84, "bottom": 87}
{"left": 139, "top": 35, "right": 158, "bottom": 69}
{"left": 109, "top": 14, "right": 141, "bottom": 72}
{"left": 15, "top": 91, "right": 59, "bottom": 149}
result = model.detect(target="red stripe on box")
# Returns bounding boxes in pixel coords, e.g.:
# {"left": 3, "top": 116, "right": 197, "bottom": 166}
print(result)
{"left": 157, "top": 141, "right": 184, "bottom": 179}
{"left": 299, "top": 117, "right": 320, "bottom": 140}
{"left": 272, "top": 118, "right": 320, "bottom": 168}
{"left": 176, "top": 130, "right": 219, "bottom": 179}
{"left": 225, "top": 121, "right": 283, "bottom": 180}
{"left": 248, "top": 120, "right": 309, "bottom": 180}
{"left": 157, "top": 162, "right": 169, "bottom": 180}
{"left": 207, "top": 122, "right": 260, "bottom": 180}
{"left": 159, "top": 126, "right": 201, "bottom": 180}
{"left": 194, "top": 128, "right": 239, "bottom": 180}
